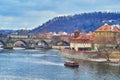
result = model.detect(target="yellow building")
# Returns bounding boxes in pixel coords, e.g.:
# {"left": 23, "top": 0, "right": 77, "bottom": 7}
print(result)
{"left": 70, "top": 24, "right": 120, "bottom": 51}
{"left": 94, "top": 24, "right": 119, "bottom": 44}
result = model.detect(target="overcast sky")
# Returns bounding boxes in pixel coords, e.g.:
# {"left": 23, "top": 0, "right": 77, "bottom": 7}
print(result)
{"left": 0, "top": 0, "right": 120, "bottom": 30}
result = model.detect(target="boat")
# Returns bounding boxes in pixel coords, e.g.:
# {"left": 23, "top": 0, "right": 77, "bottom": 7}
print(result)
{"left": 64, "top": 61, "right": 79, "bottom": 67}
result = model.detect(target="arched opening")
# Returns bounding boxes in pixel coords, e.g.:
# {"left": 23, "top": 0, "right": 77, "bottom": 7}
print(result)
{"left": 13, "top": 40, "right": 27, "bottom": 48}
{"left": 55, "top": 41, "right": 70, "bottom": 46}
{"left": 0, "top": 40, "right": 6, "bottom": 48}
{"left": 36, "top": 40, "right": 49, "bottom": 48}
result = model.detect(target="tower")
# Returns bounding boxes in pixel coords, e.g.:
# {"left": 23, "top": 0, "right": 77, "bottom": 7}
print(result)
{"left": 74, "top": 30, "right": 80, "bottom": 38}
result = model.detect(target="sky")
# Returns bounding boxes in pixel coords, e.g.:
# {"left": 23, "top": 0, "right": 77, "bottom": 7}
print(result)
{"left": 0, "top": 0, "right": 120, "bottom": 30}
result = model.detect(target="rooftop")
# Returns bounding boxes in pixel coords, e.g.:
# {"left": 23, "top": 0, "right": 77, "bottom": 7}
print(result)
{"left": 95, "top": 24, "right": 119, "bottom": 32}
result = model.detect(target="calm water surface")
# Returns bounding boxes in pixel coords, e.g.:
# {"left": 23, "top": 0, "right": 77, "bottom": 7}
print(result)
{"left": 0, "top": 48, "right": 119, "bottom": 80}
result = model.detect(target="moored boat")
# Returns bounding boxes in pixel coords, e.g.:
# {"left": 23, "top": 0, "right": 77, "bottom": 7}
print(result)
{"left": 64, "top": 61, "right": 79, "bottom": 67}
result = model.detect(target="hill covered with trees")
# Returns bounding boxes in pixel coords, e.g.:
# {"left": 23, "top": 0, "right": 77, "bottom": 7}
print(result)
{"left": 31, "top": 12, "right": 120, "bottom": 33}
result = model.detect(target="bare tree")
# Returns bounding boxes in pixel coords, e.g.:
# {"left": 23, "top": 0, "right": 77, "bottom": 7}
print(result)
{"left": 96, "top": 37, "right": 113, "bottom": 61}
{"left": 115, "top": 31, "right": 120, "bottom": 62}
{"left": 97, "top": 44, "right": 113, "bottom": 61}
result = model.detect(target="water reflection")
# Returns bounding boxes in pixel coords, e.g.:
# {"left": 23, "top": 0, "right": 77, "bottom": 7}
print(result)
{"left": 0, "top": 49, "right": 119, "bottom": 80}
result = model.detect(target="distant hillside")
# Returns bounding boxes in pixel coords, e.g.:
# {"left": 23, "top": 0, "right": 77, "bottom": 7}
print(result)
{"left": 31, "top": 12, "right": 120, "bottom": 33}
{"left": 0, "top": 30, "right": 29, "bottom": 35}
{"left": 0, "top": 30, "right": 16, "bottom": 34}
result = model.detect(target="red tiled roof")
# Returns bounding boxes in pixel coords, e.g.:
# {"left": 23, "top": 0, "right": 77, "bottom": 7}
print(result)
{"left": 95, "top": 24, "right": 119, "bottom": 32}
{"left": 113, "top": 26, "right": 119, "bottom": 32}
{"left": 70, "top": 33, "right": 94, "bottom": 43}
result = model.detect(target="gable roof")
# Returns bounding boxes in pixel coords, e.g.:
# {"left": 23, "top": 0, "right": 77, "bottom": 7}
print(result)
{"left": 70, "top": 33, "right": 95, "bottom": 43}
{"left": 95, "top": 24, "right": 119, "bottom": 32}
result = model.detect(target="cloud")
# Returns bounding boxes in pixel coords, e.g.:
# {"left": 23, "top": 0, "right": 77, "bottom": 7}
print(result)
{"left": 0, "top": 10, "right": 61, "bottom": 30}
{"left": 0, "top": 0, "right": 120, "bottom": 30}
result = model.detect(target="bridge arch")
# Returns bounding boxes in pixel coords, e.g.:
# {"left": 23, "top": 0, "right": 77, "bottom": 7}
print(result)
{"left": 36, "top": 40, "right": 49, "bottom": 48}
{"left": 13, "top": 40, "right": 28, "bottom": 48}
{"left": 54, "top": 40, "right": 70, "bottom": 46}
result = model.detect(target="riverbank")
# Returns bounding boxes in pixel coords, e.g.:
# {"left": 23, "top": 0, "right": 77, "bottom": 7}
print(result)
{"left": 87, "top": 58, "right": 120, "bottom": 63}
{"left": 59, "top": 51, "right": 120, "bottom": 63}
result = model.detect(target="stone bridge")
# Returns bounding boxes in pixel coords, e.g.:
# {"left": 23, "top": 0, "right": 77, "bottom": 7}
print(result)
{"left": 0, "top": 36, "right": 70, "bottom": 49}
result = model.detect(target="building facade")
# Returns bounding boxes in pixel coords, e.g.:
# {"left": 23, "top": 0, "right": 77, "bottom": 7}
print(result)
{"left": 70, "top": 32, "right": 94, "bottom": 51}
{"left": 70, "top": 24, "right": 120, "bottom": 51}
{"left": 94, "top": 24, "right": 119, "bottom": 44}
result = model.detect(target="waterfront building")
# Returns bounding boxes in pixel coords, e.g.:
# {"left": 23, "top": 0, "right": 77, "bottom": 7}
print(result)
{"left": 69, "top": 24, "right": 120, "bottom": 51}
{"left": 94, "top": 24, "right": 119, "bottom": 43}
{"left": 94, "top": 24, "right": 120, "bottom": 49}
{"left": 70, "top": 30, "right": 94, "bottom": 51}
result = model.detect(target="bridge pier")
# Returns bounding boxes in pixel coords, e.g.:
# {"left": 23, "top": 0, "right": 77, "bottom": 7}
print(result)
{"left": 4, "top": 43, "right": 13, "bottom": 49}
{"left": 26, "top": 44, "right": 35, "bottom": 49}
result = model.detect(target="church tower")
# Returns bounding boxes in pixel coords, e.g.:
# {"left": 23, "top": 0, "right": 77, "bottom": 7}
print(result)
{"left": 74, "top": 30, "right": 80, "bottom": 38}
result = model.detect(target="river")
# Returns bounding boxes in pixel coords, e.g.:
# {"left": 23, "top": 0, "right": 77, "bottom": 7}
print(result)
{"left": 0, "top": 48, "right": 119, "bottom": 80}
